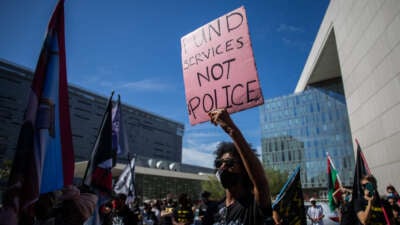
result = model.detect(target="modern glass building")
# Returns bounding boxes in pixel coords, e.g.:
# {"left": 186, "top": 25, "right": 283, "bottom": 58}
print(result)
{"left": 260, "top": 86, "right": 354, "bottom": 196}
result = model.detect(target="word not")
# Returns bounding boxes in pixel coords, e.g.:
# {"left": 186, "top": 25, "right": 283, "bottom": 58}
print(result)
{"left": 196, "top": 58, "right": 236, "bottom": 87}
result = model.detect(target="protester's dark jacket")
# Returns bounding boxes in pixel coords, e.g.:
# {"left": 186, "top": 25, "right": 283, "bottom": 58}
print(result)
{"left": 213, "top": 194, "right": 272, "bottom": 225}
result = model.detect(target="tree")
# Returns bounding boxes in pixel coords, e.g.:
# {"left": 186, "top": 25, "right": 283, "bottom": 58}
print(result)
{"left": 201, "top": 175, "right": 225, "bottom": 201}
{"left": 201, "top": 168, "right": 289, "bottom": 200}
{"left": 0, "top": 159, "right": 12, "bottom": 191}
{"left": 265, "top": 167, "right": 289, "bottom": 197}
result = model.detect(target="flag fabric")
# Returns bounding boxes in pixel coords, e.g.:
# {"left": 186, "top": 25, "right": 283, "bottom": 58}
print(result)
{"left": 272, "top": 166, "right": 307, "bottom": 225}
{"left": 352, "top": 141, "right": 371, "bottom": 200}
{"left": 352, "top": 139, "right": 391, "bottom": 225}
{"left": 114, "top": 157, "right": 136, "bottom": 206}
{"left": 5, "top": 0, "right": 74, "bottom": 211}
{"left": 84, "top": 194, "right": 109, "bottom": 225}
{"left": 111, "top": 95, "right": 128, "bottom": 156}
{"left": 83, "top": 92, "right": 115, "bottom": 193}
{"left": 327, "top": 153, "right": 342, "bottom": 211}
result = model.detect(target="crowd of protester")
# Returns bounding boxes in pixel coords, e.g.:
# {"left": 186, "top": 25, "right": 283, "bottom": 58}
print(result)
{"left": 329, "top": 177, "right": 400, "bottom": 225}
{"left": 0, "top": 186, "right": 223, "bottom": 225}
{"left": 1, "top": 109, "right": 399, "bottom": 225}
{"left": 91, "top": 191, "right": 221, "bottom": 225}
{"left": 2, "top": 182, "right": 400, "bottom": 225}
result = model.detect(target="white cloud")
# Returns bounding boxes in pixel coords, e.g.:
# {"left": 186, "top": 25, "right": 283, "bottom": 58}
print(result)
{"left": 185, "top": 131, "right": 221, "bottom": 141}
{"left": 182, "top": 138, "right": 220, "bottom": 168}
{"left": 182, "top": 121, "right": 264, "bottom": 168}
{"left": 78, "top": 66, "right": 173, "bottom": 92}
{"left": 121, "top": 79, "right": 170, "bottom": 91}
{"left": 99, "top": 80, "right": 113, "bottom": 87}
{"left": 182, "top": 142, "right": 263, "bottom": 168}
{"left": 96, "top": 65, "right": 117, "bottom": 76}
{"left": 80, "top": 76, "right": 172, "bottom": 92}
{"left": 185, "top": 140, "right": 220, "bottom": 154}
{"left": 282, "top": 37, "right": 307, "bottom": 50}
{"left": 182, "top": 146, "right": 215, "bottom": 168}
{"left": 277, "top": 24, "right": 304, "bottom": 33}
{"left": 255, "top": 145, "right": 262, "bottom": 161}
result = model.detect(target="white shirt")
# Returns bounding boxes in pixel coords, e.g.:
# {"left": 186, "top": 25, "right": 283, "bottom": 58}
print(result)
{"left": 307, "top": 205, "right": 324, "bottom": 225}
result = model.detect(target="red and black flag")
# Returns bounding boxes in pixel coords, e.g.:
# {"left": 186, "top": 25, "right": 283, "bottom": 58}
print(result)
{"left": 352, "top": 139, "right": 391, "bottom": 224}
{"left": 4, "top": 0, "right": 74, "bottom": 212}
{"left": 272, "top": 166, "right": 307, "bottom": 225}
{"left": 352, "top": 140, "right": 371, "bottom": 200}
{"left": 83, "top": 92, "right": 115, "bottom": 194}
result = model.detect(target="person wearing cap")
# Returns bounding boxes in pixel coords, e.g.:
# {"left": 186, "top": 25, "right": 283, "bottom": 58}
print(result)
{"left": 198, "top": 191, "right": 218, "bottom": 225}
{"left": 307, "top": 198, "right": 324, "bottom": 225}
{"left": 208, "top": 109, "right": 273, "bottom": 225}
{"left": 387, "top": 193, "right": 399, "bottom": 207}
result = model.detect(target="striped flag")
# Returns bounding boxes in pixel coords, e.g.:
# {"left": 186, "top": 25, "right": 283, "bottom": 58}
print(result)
{"left": 327, "top": 153, "right": 342, "bottom": 211}
{"left": 5, "top": 0, "right": 74, "bottom": 211}
{"left": 114, "top": 156, "right": 136, "bottom": 206}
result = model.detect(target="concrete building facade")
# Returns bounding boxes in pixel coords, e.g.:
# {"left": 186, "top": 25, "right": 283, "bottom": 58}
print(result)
{"left": 0, "top": 59, "right": 213, "bottom": 199}
{"left": 0, "top": 59, "right": 185, "bottom": 167}
{"left": 295, "top": 0, "right": 400, "bottom": 192}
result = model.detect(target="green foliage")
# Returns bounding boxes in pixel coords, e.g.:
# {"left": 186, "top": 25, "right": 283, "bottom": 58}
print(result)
{"left": 201, "top": 175, "right": 225, "bottom": 201}
{"left": 265, "top": 167, "right": 289, "bottom": 196}
{"left": 200, "top": 168, "right": 289, "bottom": 201}
{"left": 0, "top": 159, "right": 12, "bottom": 180}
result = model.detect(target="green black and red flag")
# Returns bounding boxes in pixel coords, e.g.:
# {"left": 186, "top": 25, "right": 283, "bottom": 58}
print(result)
{"left": 327, "top": 153, "right": 342, "bottom": 211}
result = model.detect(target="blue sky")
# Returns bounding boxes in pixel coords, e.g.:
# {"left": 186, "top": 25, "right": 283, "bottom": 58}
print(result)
{"left": 0, "top": 0, "right": 329, "bottom": 168}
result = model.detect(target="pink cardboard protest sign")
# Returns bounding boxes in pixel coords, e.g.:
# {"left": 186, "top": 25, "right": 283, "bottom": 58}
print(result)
{"left": 181, "top": 6, "right": 264, "bottom": 125}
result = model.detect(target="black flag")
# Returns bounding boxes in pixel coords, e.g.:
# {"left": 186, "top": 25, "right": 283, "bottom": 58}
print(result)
{"left": 351, "top": 139, "right": 391, "bottom": 225}
{"left": 272, "top": 166, "right": 306, "bottom": 225}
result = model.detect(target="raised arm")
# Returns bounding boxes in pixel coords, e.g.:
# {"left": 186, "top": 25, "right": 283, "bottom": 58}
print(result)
{"left": 208, "top": 108, "right": 271, "bottom": 209}
{"left": 332, "top": 188, "right": 342, "bottom": 205}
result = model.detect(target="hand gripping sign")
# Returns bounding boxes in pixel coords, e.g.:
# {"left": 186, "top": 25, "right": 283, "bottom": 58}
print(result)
{"left": 181, "top": 6, "right": 264, "bottom": 125}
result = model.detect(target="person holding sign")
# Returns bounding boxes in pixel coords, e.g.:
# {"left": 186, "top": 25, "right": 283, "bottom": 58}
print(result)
{"left": 208, "top": 108, "right": 273, "bottom": 225}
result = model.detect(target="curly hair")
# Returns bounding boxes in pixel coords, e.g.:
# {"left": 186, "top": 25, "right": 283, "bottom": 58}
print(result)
{"left": 213, "top": 141, "right": 255, "bottom": 189}
{"left": 213, "top": 141, "right": 259, "bottom": 167}
{"left": 214, "top": 142, "right": 240, "bottom": 167}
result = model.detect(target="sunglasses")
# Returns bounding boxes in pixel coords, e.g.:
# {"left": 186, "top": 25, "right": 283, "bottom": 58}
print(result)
{"left": 215, "top": 158, "right": 238, "bottom": 168}
{"left": 362, "top": 182, "right": 371, "bottom": 189}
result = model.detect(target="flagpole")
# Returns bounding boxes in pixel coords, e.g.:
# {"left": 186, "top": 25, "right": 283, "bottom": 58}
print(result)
{"left": 82, "top": 90, "right": 115, "bottom": 186}
{"left": 127, "top": 152, "right": 136, "bottom": 197}
{"left": 326, "top": 152, "right": 343, "bottom": 186}
{"left": 355, "top": 138, "right": 371, "bottom": 174}
{"left": 117, "top": 94, "right": 129, "bottom": 157}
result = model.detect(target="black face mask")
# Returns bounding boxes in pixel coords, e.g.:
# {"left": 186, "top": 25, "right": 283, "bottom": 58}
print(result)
{"left": 216, "top": 169, "right": 241, "bottom": 189}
